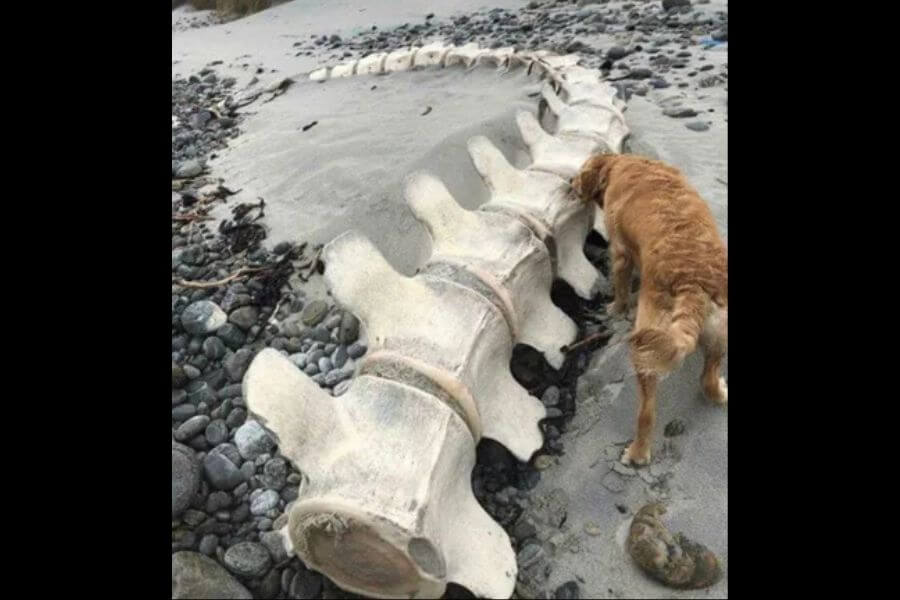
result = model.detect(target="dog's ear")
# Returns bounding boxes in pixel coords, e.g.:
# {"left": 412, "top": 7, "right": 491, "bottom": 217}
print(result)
{"left": 572, "top": 155, "right": 612, "bottom": 207}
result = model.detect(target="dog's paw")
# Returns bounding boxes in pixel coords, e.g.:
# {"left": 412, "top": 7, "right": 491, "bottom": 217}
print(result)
{"left": 622, "top": 444, "right": 651, "bottom": 466}
{"left": 715, "top": 377, "right": 728, "bottom": 405}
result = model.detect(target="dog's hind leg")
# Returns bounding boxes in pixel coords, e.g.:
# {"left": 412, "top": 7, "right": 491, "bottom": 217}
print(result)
{"left": 699, "top": 305, "right": 728, "bottom": 406}
{"left": 622, "top": 372, "right": 657, "bottom": 466}
{"left": 607, "top": 239, "right": 633, "bottom": 316}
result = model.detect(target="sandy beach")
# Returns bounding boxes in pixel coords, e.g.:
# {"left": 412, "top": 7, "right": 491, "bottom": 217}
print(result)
{"left": 172, "top": 1, "right": 728, "bottom": 598}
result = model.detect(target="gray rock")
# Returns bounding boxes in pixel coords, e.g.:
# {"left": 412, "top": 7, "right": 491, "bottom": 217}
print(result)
{"left": 318, "top": 357, "right": 332, "bottom": 373}
{"left": 331, "top": 345, "right": 348, "bottom": 368}
{"left": 229, "top": 306, "right": 259, "bottom": 331}
{"left": 205, "top": 419, "right": 229, "bottom": 445}
{"left": 301, "top": 300, "right": 329, "bottom": 326}
{"left": 324, "top": 369, "right": 353, "bottom": 387}
{"left": 173, "top": 442, "right": 201, "bottom": 518}
{"left": 203, "top": 453, "right": 246, "bottom": 490}
{"left": 224, "top": 348, "right": 254, "bottom": 382}
{"left": 323, "top": 314, "right": 342, "bottom": 330}
{"left": 662, "top": 0, "right": 691, "bottom": 11}
{"left": 217, "top": 324, "right": 246, "bottom": 350}
{"left": 206, "top": 491, "right": 231, "bottom": 513}
{"left": 226, "top": 407, "right": 247, "bottom": 429}
{"left": 262, "top": 457, "right": 288, "bottom": 490}
{"left": 338, "top": 311, "right": 360, "bottom": 344}
{"left": 517, "top": 542, "right": 544, "bottom": 569}
{"left": 629, "top": 68, "right": 653, "bottom": 79}
{"left": 289, "top": 570, "right": 323, "bottom": 599}
{"left": 172, "top": 403, "right": 197, "bottom": 421}
{"left": 347, "top": 342, "right": 367, "bottom": 359}
{"left": 251, "top": 489, "right": 280, "bottom": 515}
{"left": 261, "top": 530, "right": 290, "bottom": 563}
{"left": 541, "top": 386, "right": 560, "bottom": 407}
{"left": 172, "top": 552, "right": 252, "bottom": 599}
{"left": 203, "top": 336, "right": 227, "bottom": 360}
{"left": 183, "top": 364, "right": 201, "bottom": 379}
{"left": 175, "top": 415, "right": 211, "bottom": 442}
{"left": 223, "top": 542, "right": 272, "bottom": 577}
{"left": 685, "top": 120, "right": 710, "bottom": 132}
{"left": 182, "top": 301, "right": 227, "bottom": 336}
{"left": 304, "top": 362, "right": 319, "bottom": 376}
{"left": 173, "top": 362, "right": 188, "bottom": 389}
{"left": 235, "top": 420, "right": 276, "bottom": 460}
{"left": 333, "top": 379, "right": 352, "bottom": 396}
{"left": 607, "top": 46, "right": 627, "bottom": 60}
{"left": 289, "top": 353, "right": 307, "bottom": 368}
{"left": 173, "top": 389, "right": 188, "bottom": 407}
{"left": 198, "top": 534, "right": 219, "bottom": 556}
{"left": 663, "top": 107, "right": 698, "bottom": 118}
{"left": 258, "top": 567, "right": 281, "bottom": 599}
{"left": 175, "top": 160, "right": 204, "bottom": 179}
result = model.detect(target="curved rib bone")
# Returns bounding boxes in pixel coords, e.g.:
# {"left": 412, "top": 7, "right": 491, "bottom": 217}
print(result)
{"left": 323, "top": 230, "right": 546, "bottom": 461}
{"left": 467, "top": 135, "right": 600, "bottom": 299}
{"left": 444, "top": 43, "right": 484, "bottom": 68}
{"left": 244, "top": 350, "right": 516, "bottom": 599}
{"left": 405, "top": 172, "right": 577, "bottom": 369}
{"left": 330, "top": 61, "right": 357, "bottom": 78}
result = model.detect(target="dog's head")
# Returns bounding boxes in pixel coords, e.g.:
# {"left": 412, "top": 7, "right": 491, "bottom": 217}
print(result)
{"left": 571, "top": 153, "right": 616, "bottom": 208}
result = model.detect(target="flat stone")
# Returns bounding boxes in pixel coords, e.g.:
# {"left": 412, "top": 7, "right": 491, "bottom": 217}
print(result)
{"left": 223, "top": 542, "right": 271, "bottom": 577}
{"left": 301, "top": 300, "right": 329, "bottom": 326}
{"left": 172, "top": 552, "right": 252, "bottom": 599}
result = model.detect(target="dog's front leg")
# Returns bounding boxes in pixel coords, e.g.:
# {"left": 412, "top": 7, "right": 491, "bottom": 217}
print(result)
{"left": 622, "top": 373, "right": 657, "bottom": 466}
{"left": 607, "top": 241, "right": 633, "bottom": 315}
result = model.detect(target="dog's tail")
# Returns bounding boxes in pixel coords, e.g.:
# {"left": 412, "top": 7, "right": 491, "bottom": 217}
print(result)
{"left": 630, "top": 286, "right": 708, "bottom": 375}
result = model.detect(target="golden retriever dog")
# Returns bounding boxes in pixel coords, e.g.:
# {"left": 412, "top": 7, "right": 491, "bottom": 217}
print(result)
{"left": 571, "top": 153, "right": 728, "bottom": 466}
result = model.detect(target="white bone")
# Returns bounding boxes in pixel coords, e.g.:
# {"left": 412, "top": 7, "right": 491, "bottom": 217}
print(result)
{"left": 467, "top": 136, "right": 600, "bottom": 299}
{"left": 308, "top": 67, "right": 330, "bottom": 81}
{"left": 405, "top": 172, "right": 577, "bottom": 368}
{"left": 330, "top": 61, "right": 357, "bottom": 78}
{"left": 414, "top": 41, "right": 453, "bottom": 67}
{"left": 356, "top": 52, "right": 388, "bottom": 75}
{"left": 322, "top": 230, "right": 546, "bottom": 462}
{"left": 244, "top": 350, "right": 517, "bottom": 599}
{"left": 385, "top": 47, "right": 418, "bottom": 72}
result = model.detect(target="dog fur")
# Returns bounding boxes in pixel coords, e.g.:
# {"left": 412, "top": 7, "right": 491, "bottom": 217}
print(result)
{"left": 571, "top": 153, "right": 728, "bottom": 466}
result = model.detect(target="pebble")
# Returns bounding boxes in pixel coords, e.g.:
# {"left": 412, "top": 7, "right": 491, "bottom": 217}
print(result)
{"left": 172, "top": 389, "right": 188, "bottom": 406}
{"left": 175, "top": 160, "right": 204, "bottom": 178}
{"left": 181, "top": 301, "right": 227, "bottom": 336}
{"left": 172, "top": 404, "right": 197, "bottom": 421}
{"left": 258, "top": 567, "right": 281, "bottom": 598}
{"left": 198, "top": 534, "right": 219, "bottom": 556}
{"left": 517, "top": 542, "right": 544, "bottom": 569}
{"left": 217, "top": 324, "right": 246, "bottom": 349}
{"left": 261, "top": 530, "right": 290, "bottom": 563}
{"left": 228, "top": 306, "right": 258, "bottom": 331}
{"left": 607, "top": 46, "right": 627, "bottom": 60}
{"left": 172, "top": 552, "right": 252, "bottom": 599}
{"left": 301, "top": 300, "right": 329, "bottom": 326}
{"left": 333, "top": 379, "right": 352, "bottom": 396}
{"left": 172, "top": 442, "right": 201, "bottom": 518}
{"left": 324, "top": 369, "right": 353, "bottom": 387}
{"left": 331, "top": 345, "right": 348, "bottom": 368}
{"left": 173, "top": 363, "right": 188, "bottom": 389}
{"left": 206, "top": 491, "right": 231, "bottom": 513}
{"left": 235, "top": 420, "right": 276, "bottom": 460}
{"left": 250, "top": 489, "right": 280, "bottom": 515}
{"left": 290, "top": 570, "right": 323, "bottom": 599}
{"left": 554, "top": 581, "right": 581, "bottom": 599}
{"left": 685, "top": 121, "right": 710, "bottom": 132}
{"left": 534, "top": 455, "right": 554, "bottom": 470}
{"left": 202, "top": 337, "right": 227, "bottom": 360}
{"left": 583, "top": 522, "right": 603, "bottom": 536}
{"left": 663, "top": 107, "right": 698, "bottom": 118}
{"left": 541, "top": 386, "right": 560, "bottom": 407}
{"left": 175, "top": 415, "right": 211, "bottom": 442}
{"left": 323, "top": 314, "right": 342, "bottom": 330}
{"left": 304, "top": 362, "right": 319, "bottom": 376}
{"left": 262, "top": 458, "right": 288, "bottom": 490}
{"left": 226, "top": 407, "right": 247, "bottom": 429}
{"left": 289, "top": 353, "right": 308, "bottom": 368}
{"left": 203, "top": 452, "right": 246, "bottom": 490}
{"left": 223, "top": 541, "right": 272, "bottom": 577}
{"left": 347, "top": 342, "right": 367, "bottom": 359}
{"left": 224, "top": 348, "right": 254, "bottom": 382}
{"left": 205, "top": 419, "right": 229, "bottom": 445}
{"left": 318, "top": 357, "right": 332, "bottom": 373}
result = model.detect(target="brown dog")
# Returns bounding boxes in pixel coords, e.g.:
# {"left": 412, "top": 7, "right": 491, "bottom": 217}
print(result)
{"left": 572, "top": 153, "right": 728, "bottom": 466}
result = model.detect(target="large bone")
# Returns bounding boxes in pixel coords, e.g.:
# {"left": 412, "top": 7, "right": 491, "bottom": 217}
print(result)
{"left": 405, "top": 172, "right": 577, "bottom": 369}
{"left": 540, "top": 83, "right": 629, "bottom": 153}
{"left": 467, "top": 135, "right": 600, "bottom": 299}
{"left": 444, "top": 43, "right": 484, "bottom": 68}
{"left": 414, "top": 41, "right": 453, "bottom": 68}
{"left": 323, "top": 230, "right": 546, "bottom": 462}
{"left": 357, "top": 52, "right": 388, "bottom": 75}
{"left": 476, "top": 47, "right": 516, "bottom": 68}
{"left": 244, "top": 350, "right": 516, "bottom": 599}
{"left": 385, "top": 47, "right": 418, "bottom": 72}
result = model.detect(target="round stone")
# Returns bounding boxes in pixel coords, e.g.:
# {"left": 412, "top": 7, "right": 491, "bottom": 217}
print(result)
{"left": 234, "top": 420, "right": 276, "bottom": 460}
{"left": 223, "top": 542, "right": 272, "bottom": 577}
{"left": 250, "top": 489, "right": 280, "bottom": 515}
{"left": 203, "top": 337, "right": 227, "bottom": 360}
{"left": 203, "top": 453, "right": 246, "bottom": 491}
{"left": 301, "top": 300, "right": 329, "bottom": 326}
{"left": 175, "top": 415, "right": 211, "bottom": 442}
{"left": 205, "top": 419, "right": 229, "bottom": 445}
{"left": 228, "top": 306, "right": 259, "bottom": 331}
{"left": 172, "top": 552, "right": 252, "bottom": 599}
{"left": 172, "top": 442, "right": 201, "bottom": 518}
{"left": 181, "top": 301, "right": 227, "bottom": 336}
